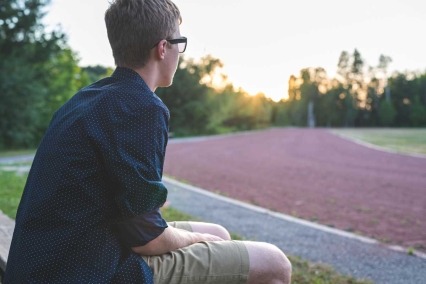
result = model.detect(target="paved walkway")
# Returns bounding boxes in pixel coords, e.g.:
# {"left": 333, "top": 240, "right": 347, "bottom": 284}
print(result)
{"left": 0, "top": 155, "right": 35, "bottom": 164}
{"left": 163, "top": 177, "right": 426, "bottom": 284}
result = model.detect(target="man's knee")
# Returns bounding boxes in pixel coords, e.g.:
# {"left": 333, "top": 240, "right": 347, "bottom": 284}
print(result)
{"left": 245, "top": 242, "right": 292, "bottom": 284}
{"left": 263, "top": 243, "right": 291, "bottom": 283}
{"left": 210, "top": 223, "right": 232, "bottom": 240}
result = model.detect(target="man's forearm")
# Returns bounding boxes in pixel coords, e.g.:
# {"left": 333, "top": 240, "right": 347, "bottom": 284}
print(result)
{"left": 131, "top": 226, "right": 222, "bottom": 256}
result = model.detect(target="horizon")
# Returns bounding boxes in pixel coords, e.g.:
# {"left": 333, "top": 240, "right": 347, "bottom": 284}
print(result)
{"left": 44, "top": 0, "right": 426, "bottom": 102}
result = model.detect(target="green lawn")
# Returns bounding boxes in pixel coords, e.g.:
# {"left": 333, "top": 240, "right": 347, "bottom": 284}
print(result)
{"left": 0, "top": 149, "right": 35, "bottom": 158}
{"left": 0, "top": 165, "right": 371, "bottom": 284}
{"left": 330, "top": 128, "right": 426, "bottom": 155}
{"left": 0, "top": 170, "right": 27, "bottom": 218}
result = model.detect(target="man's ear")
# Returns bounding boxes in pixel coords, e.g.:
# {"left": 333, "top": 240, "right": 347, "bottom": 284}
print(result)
{"left": 155, "top": 40, "right": 167, "bottom": 60}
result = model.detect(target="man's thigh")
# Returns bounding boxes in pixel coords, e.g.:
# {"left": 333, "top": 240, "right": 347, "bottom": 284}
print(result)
{"left": 141, "top": 222, "right": 249, "bottom": 284}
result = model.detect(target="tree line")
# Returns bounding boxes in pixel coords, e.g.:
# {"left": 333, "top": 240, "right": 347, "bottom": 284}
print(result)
{"left": 158, "top": 51, "right": 426, "bottom": 136}
{"left": 275, "top": 50, "right": 426, "bottom": 128}
{"left": 1, "top": 0, "right": 425, "bottom": 150}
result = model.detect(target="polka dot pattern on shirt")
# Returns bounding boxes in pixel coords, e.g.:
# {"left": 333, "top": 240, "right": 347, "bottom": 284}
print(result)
{"left": 5, "top": 67, "right": 169, "bottom": 283}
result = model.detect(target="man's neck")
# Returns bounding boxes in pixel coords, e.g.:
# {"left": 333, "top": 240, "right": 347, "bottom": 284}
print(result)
{"left": 132, "top": 66, "right": 158, "bottom": 92}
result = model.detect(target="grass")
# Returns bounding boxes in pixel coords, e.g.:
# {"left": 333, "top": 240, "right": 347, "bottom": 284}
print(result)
{"left": 0, "top": 149, "right": 35, "bottom": 158}
{"left": 0, "top": 170, "right": 27, "bottom": 218}
{"left": 330, "top": 128, "right": 426, "bottom": 155}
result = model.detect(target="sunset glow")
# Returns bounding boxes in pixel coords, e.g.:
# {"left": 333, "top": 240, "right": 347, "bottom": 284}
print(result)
{"left": 44, "top": 0, "right": 426, "bottom": 102}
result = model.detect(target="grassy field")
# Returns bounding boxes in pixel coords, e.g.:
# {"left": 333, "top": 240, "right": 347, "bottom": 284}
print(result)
{"left": 0, "top": 149, "right": 36, "bottom": 158}
{"left": 0, "top": 163, "right": 371, "bottom": 284}
{"left": 0, "top": 170, "right": 27, "bottom": 218}
{"left": 331, "top": 128, "right": 426, "bottom": 155}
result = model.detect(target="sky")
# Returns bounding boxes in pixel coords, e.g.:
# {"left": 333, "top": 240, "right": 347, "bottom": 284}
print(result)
{"left": 43, "top": 0, "right": 426, "bottom": 101}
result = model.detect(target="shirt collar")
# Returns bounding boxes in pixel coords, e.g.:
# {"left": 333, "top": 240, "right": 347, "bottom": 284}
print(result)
{"left": 112, "top": 67, "right": 153, "bottom": 93}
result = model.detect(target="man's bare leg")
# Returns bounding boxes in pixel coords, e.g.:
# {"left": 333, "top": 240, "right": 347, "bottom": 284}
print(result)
{"left": 245, "top": 241, "right": 291, "bottom": 284}
{"left": 187, "top": 222, "right": 292, "bottom": 284}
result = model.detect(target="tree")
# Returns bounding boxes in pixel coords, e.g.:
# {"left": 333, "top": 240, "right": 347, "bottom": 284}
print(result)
{"left": 336, "top": 49, "right": 369, "bottom": 126}
{"left": 378, "top": 54, "right": 392, "bottom": 102}
{"left": 378, "top": 100, "right": 396, "bottom": 126}
{"left": 388, "top": 73, "right": 415, "bottom": 126}
{"left": 300, "top": 69, "right": 317, "bottom": 128}
{"left": 205, "top": 84, "right": 238, "bottom": 133}
{"left": 285, "top": 75, "right": 304, "bottom": 126}
{"left": 410, "top": 97, "right": 426, "bottom": 126}
{"left": 417, "top": 72, "right": 426, "bottom": 106}
{"left": 156, "top": 56, "right": 213, "bottom": 136}
{"left": 317, "top": 80, "right": 345, "bottom": 127}
{"left": 280, "top": 51, "right": 425, "bottom": 128}
{"left": 0, "top": 0, "right": 65, "bottom": 149}
{"left": 156, "top": 55, "right": 277, "bottom": 135}
{"left": 364, "top": 55, "right": 393, "bottom": 126}
{"left": 82, "top": 65, "right": 114, "bottom": 84}
{"left": 286, "top": 67, "right": 329, "bottom": 127}
{"left": 410, "top": 73, "right": 426, "bottom": 126}
{"left": 273, "top": 100, "right": 291, "bottom": 126}
{"left": 336, "top": 51, "right": 351, "bottom": 85}
{"left": 38, "top": 48, "right": 91, "bottom": 134}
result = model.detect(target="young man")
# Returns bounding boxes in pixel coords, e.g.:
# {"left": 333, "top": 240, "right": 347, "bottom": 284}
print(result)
{"left": 5, "top": 0, "right": 291, "bottom": 283}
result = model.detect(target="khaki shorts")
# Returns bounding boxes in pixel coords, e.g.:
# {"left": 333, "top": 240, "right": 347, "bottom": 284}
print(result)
{"left": 141, "top": 222, "right": 250, "bottom": 284}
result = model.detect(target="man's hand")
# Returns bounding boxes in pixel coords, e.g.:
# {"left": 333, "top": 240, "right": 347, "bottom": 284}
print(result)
{"left": 191, "top": 232, "right": 224, "bottom": 242}
{"left": 131, "top": 226, "right": 224, "bottom": 256}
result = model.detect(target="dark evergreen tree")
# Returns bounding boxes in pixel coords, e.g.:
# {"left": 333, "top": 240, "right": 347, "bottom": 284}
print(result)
{"left": 0, "top": 0, "right": 65, "bottom": 148}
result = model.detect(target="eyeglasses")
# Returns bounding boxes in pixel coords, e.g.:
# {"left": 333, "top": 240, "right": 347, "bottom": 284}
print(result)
{"left": 167, "top": 37, "right": 187, "bottom": 53}
{"left": 152, "top": 37, "right": 187, "bottom": 53}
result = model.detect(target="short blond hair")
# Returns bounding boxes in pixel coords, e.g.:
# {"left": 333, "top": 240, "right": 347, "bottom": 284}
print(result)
{"left": 105, "top": 0, "right": 181, "bottom": 68}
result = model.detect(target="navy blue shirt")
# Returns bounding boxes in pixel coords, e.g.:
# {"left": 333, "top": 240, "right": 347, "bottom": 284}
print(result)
{"left": 5, "top": 67, "right": 170, "bottom": 283}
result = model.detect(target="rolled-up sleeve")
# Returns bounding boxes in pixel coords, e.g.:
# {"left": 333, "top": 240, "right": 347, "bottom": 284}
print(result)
{"left": 96, "top": 95, "right": 170, "bottom": 247}
{"left": 115, "top": 208, "right": 168, "bottom": 247}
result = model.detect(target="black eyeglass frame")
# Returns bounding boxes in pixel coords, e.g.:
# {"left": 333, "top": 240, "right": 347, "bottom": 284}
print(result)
{"left": 167, "top": 37, "right": 187, "bottom": 53}
{"left": 152, "top": 37, "right": 187, "bottom": 53}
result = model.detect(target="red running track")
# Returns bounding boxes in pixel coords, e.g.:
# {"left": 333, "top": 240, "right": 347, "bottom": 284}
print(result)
{"left": 164, "top": 128, "right": 426, "bottom": 251}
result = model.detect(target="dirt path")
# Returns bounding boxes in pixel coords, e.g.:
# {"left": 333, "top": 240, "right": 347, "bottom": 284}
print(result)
{"left": 164, "top": 128, "right": 426, "bottom": 251}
